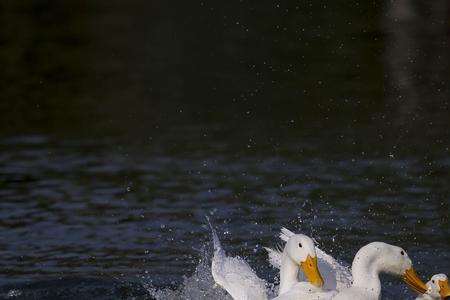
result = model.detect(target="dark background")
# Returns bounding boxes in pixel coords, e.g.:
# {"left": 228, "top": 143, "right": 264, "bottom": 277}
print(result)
{"left": 1, "top": 0, "right": 448, "bottom": 152}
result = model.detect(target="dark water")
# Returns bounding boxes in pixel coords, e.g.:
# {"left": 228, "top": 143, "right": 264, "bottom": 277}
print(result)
{"left": 0, "top": 0, "right": 449, "bottom": 299}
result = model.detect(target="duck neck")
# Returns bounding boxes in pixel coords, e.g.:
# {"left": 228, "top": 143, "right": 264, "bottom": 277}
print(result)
{"left": 414, "top": 294, "right": 432, "bottom": 300}
{"left": 351, "top": 251, "right": 382, "bottom": 297}
{"left": 279, "top": 252, "right": 299, "bottom": 294}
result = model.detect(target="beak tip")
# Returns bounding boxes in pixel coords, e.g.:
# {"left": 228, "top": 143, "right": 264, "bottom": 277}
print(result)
{"left": 439, "top": 280, "right": 450, "bottom": 298}
{"left": 402, "top": 267, "right": 427, "bottom": 295}
{"left": 301, "top": 255, "right": 324, "bottom": 289}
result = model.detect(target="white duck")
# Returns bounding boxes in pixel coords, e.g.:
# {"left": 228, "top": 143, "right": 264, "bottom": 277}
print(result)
{"left": 207, "top": 220, "right": 325, "bottom": 300}
{"left": 265, "top": 228, "right": 352, "bottom": 292}
{"left": 416, "top": 274, "right": 450, "bottom": 300}
{"left": 332, "top": 241, "right": 427, "bottom": 300}
{"left": 270, "top": 233, "right": 337, "bottom": 300}
{"left": 267, "top": 228, "right": 428, "bottom": 300}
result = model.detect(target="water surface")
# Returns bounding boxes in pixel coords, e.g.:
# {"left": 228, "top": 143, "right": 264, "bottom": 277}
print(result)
{"left": 0, "top": 0, "right": 449, "bottom": 299}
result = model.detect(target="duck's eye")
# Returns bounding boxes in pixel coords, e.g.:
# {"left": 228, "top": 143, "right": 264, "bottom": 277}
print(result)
{"left": 298, "top": 243, "right": 303, "bottom": 248}
{"left": 400, "top": 251, "right": 405, "bottom": 256}
{"left": 432, "top": 280, "right": 435, "bottom": 284}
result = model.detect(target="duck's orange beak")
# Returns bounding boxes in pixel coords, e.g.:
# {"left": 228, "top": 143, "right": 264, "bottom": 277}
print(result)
{"left": 300, "top": 255, "right": 324, "bottom": 288}
{"left": 402, "top": 267, "right": 427, "bottom": 294}
{"left": 439, "top": 279, "right": 450, "bottom": 298}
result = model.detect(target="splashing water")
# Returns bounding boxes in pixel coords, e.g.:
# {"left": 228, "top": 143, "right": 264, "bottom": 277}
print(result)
{"left": 146, "top": 247, "right": 233, "bottom": 300}
{"left": 146, "top": 237, "right": 400, "bottom": 300}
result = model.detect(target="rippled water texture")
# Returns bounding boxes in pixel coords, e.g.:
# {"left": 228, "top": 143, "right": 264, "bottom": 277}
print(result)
{"left": 0, "top": 0, "right": 449, "bottom": 299}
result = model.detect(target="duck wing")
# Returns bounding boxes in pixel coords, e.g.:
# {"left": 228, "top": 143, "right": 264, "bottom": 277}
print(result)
{"left": 208, "top": 218, "right": 268, "bottom": 300}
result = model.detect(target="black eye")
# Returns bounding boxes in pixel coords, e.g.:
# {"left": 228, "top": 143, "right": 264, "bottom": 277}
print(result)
{"left": 400, "top": 251, "right": 405, "bottom": 255}
{"left": 432, "top": 280, "right": 435, "bottom": 284}
{"left": 298, "top": 243, "right": 303, "bottom": 248}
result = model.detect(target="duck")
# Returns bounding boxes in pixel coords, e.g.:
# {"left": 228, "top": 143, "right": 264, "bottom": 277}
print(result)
{"left": 268, "top": 228, "right": 428, "bottom": 300}
{"left": 207, "top": 219, "right": 325, "bottom": 300}
{"left": 331, "top": 241, "right": 427, "bottom": 300}
{"left": 416, "top": 274, "right": 450, "bottom": 300}
{"left": 270, "top": 233, "right": 336, "bottom": 300}
{"left": 265, "top": 228, "right": 352, "bottom": 292}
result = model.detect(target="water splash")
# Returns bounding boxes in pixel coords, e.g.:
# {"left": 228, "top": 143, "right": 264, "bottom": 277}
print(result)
{"left": 145, "top": 247, "right": 232, "bottom": 300}
{"left": 145, "top": 238, "right": 401, "bottom": 300}
{"left": 6, "top": 289, "right": 22, "bottom": 298}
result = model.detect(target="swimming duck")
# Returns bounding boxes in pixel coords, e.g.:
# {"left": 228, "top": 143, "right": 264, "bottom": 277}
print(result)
{"left": 265, "top": 228, "right": 352, "bottom": 292}
{"left": 268, "top": 228, "right": 428, "bottom": 300}
{"left": 332, "top": 241, "right": 427, "bottom": 300}
{"left": 207, "top": 220, "right": 325, "bottom": 300}
{"left": 416, "top": 274, "right": 450, "bottom": 300}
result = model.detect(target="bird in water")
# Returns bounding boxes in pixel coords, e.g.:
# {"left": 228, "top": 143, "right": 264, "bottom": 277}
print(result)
{"left": 416, "top": 274, "right": 450, "bottom": 300}
{"left": 207, "top": 219, "right": 326, "bottom": 300}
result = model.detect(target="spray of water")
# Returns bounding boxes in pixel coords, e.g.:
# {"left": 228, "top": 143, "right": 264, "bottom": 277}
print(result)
{"left": 145, "top": 246, "right": 232, "bottom": 300}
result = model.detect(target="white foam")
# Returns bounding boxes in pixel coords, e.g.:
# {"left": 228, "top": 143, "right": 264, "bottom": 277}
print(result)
{"left": 145, "top": 248, "right": 233, "bottom": 300}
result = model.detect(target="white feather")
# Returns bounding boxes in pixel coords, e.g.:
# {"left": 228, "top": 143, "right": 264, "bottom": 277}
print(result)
{"left": 279, "top": 227, "right": 295, "bottom": 242}
{"left": 264, "top": 247, "right": 282, "bottom": 270}
{"left": 272, "top": 282, "right": 337, "bottom": 300}
{"left": 207, "top": 218, "right": 268, "bottom": 300}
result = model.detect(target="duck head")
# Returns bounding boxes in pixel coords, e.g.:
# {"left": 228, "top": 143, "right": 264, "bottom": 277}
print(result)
{"left": 284, "top": 234, "right": 324, "bottom": 288}
{"left": 425, "top": 274, "right": 450, "bottom": 299}
{"left": 357, "top": 242, "right": 427, "bottom": 294}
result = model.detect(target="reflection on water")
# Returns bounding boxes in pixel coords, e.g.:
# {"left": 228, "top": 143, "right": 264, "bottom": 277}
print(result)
{"left": 0, "top": 0, "right": 449, "bottom": 299}
{"left": 384, "top": 0, "right": 449, "bottom": 125}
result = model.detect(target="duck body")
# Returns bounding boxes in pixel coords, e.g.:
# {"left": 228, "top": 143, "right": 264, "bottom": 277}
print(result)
{"left": 272, "top": 282, "right": 337, "bottom": 300}
{"left": 331, "top": 285, "right": 379, "bottom": 300}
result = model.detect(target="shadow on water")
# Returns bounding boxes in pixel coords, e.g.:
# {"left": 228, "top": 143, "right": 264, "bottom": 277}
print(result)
{"left": 0, "top": 0, "right": 449, "bottom": 299}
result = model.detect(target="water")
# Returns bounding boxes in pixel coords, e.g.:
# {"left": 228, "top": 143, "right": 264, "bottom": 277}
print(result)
{"left": 0, "top": 133, "right": 449, "bottom": 299}
{"left": 0, "top": 0, "right": 449, "bottom": 299}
